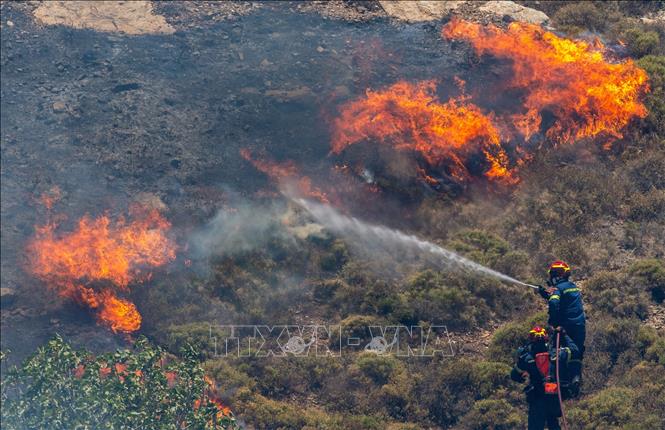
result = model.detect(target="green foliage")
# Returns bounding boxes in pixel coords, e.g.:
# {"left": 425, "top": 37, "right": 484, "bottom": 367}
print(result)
{"left": 626, "top": 150, "right": 665, "bottom": 192}
{"left": 355, "top": 352, "right": 400, "bottom": 385}
{"left": 459, "top": 398, "right": 523, "bottom": 430}
{"left": 646, "top": 338, "right": 665, "bottom": 365}
{"left": 416, "top": 359, "right": 513, "bottom": 427}
{"left": 0, "top": 335, "right": 237, "bottom": 430}
{"left": 637, "top": 55, "right": 665, "bottom": 134}
{"left": 552, "top": 2, "right": 608, "bottom": 33}
{"left": 450, "top": 230, "right": 509, "bottom": 264}
{"left": 584, "top": 271, "right": 649, "bottom": 319}
{"left": 162, "top": 322, "right": 224, "bottom": 358}
{"left": 567, "top": 386, "right": 662, "bottom": 429}
{"left": 628, "top": 189, "right": 665, "bottom": 222}
{"left": 589, "top": 318, "right": 642, "bottom": 365}
{"left": 469, "top": 362, "right": 512, "bottom": 398}
{"left": 319, "top": 239, "right": 350, "bottom": 272}
{"left": 623, "top": 28, "right": 661, "bottom": 58}
{"left": 628, "top": 258, "right": 665, "bottom": 302}
{"left": 507, "top": 163, "right": 626, "bottom": 252}
{"left": 313, "top": 278, "right": 343, "bottom": 302}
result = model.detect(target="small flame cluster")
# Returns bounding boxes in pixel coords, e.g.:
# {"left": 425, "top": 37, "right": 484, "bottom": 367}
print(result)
{"left": 73, "top": 361, "right": 232, "bottom": 422}
{"left": 240, "top": 148, "right": 330, "bottom": 202}
{"left": 331, "top": 19, "right": 649, "bottom": 187}
{"left": 27, "top": 206, "right": 176, "bottom": 333}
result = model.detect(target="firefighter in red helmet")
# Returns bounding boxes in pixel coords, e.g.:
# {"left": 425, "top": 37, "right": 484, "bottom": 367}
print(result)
{"left": 511, "top": 326, "right": 580, "bottom": 429}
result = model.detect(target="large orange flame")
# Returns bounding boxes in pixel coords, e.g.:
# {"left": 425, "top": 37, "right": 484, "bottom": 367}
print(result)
{"left": 27, "top": 207, "right": 176, "bottom": 333}
{"left": 331, "top": 80, "right": 515, "bottom": 184}
{"left": 442, "top": 18, "right": 649, "bottom": 143}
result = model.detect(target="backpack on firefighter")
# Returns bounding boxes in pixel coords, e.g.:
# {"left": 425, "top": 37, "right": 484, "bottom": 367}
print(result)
{"left": 511, "top": 326, "right": 581, "bottom": 402}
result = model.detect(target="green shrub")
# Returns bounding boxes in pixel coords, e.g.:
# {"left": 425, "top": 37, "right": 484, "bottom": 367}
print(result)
{"left": 623, "top": 28, "right": 661, "bottom": 57}
{"left": 204, "top": 358, "right": 256, "bottom": 397}
{"left": 162, "top": 322, "right": 223, "bottom": 358}
{"left": 0, "top": 336, "right": 238, "bottom": 430}
{"left": 568, "top": 385, "right": 662, "bottom": 429}
{"left": 319, "top": 239, "right": 349, "bottom": 272}
{"left": 355, "top": 353, "right": 400, "bottom": 385}
{"left": 626, "top": 150, "right": 665, "bottom": 191}
{"left": 469, "top": 362, "right": 512, "bottom": 398}
{"left": 590, "top": 318, "right": 641, "bottom": 365}
{"left": 637, "top": 55, "right": 665, "bottom": 135}
{"left": 628, "top": 189, "right": 665, "bottom": 222}
{"left": 628, "top": 258, "right": 665, "bottom": 302}
{"left": 313, "top": 279, "right": 343, "bottom": 302}
{"left": 459, "top": 398, "right": 523, "bottom": 430}
{"left": 553, "top": 2, "right": 607, "bottom": 33}
{"left": 450, "top": 230, "right": 510, "bottom": 266}
{"left": 584, "top": 271, "right": 649, "bottom": 319}
{"left": 567, "top": 387, "right": 637, "bottom": 428}
{"left": 628, "top": 27, "right": 661, "bottom": 54}
{"left": 339, "top": 315, "right": 386, "bottom": 347}
{"left": 646, "top": 338, "right": 665, "bottom": 365}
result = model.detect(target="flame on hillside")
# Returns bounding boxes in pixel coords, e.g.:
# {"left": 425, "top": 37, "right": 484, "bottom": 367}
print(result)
{"left": 331, "top": 80, "right": 516, "bottom": 184}
{"left": 442, "top": 18, "right": 649, "bottom": 143}
{"left": 26, "top": 206, "right": 176, "bottom": 333}
{"left": 240, "top": 149, "right": 330, "bottom": 202}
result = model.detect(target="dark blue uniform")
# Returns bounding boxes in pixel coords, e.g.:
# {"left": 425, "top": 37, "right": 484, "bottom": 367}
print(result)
{"left": 510, "top": 342, "right": 561, "bottom": 430}
{"left": 547, "top": 280, "right": 586, "bottom": 357}
{"left": 548, "top": 333, "right": 582, "bottom": 398}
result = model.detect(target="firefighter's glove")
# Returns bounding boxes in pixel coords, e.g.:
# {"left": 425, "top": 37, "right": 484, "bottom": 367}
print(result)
{"left": 538, "top": 285, "right": 550, "bottom": 300}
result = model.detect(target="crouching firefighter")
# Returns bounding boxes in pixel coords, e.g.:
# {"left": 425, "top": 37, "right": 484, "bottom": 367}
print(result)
{"left": 538, "top": 261, "right": 586, "bottom": 363}
{"left": 510, "top": 326, "right": 581, "bottom": 430}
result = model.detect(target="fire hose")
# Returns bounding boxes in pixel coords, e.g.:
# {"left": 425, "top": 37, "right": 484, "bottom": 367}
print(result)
{"left": 555, "top": 331, "right": 570, "bottom": 430}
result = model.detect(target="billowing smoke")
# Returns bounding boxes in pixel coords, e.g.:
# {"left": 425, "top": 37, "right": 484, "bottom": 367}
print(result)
{"left": 188, "top": 199, "right": 293, "bottom": 261}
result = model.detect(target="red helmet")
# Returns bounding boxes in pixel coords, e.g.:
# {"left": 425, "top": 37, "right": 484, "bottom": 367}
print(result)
{"left": 528, "top": 326, "right": 549, "bottom": 343}
{"left": 548, "top": 260, "right": 571, "bottom": 279}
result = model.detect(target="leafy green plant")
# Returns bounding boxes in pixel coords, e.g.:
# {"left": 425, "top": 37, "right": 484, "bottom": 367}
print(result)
{"left": 637, "top": 55, "right": 665, "bottom": 134}
{"left": 623, "top": 28, "right": 661, "bottom": 58}
{"left": 1, "top": 335, "right": 237, "bottom": 430}
{"left": 628, "top": 258, "right": 665, "bottom": 302}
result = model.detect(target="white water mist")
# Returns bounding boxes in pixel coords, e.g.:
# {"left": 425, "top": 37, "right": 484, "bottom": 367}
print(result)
{"left": 294, "top": 198, "right": 537, "bottom": 290}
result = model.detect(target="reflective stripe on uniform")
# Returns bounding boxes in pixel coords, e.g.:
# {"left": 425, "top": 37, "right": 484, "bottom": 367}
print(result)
{"left": 549, "top": 295, "right": 560, "bottom": 301}
{"left": 563, "top": 288, "right": 580, "bottom": 294}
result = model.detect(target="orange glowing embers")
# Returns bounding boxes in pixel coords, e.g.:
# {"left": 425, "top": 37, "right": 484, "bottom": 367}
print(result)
{"left": 27, "top": 206, "right": 176, "bottom": 333}
{"left": 442, "top": 18, "right": 649, "bottom": 143}
{"left": 331, "top": 80, "right": 515, "bottom": 184}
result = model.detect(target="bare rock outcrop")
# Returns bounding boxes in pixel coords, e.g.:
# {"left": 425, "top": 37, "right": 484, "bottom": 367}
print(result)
{"left": 379, "top": 0, "right": 549, "bottom": 25}
{"left": 33, "top": 1, "right": 175, "bottom": 35}
{"left": 478, "top": 1, "right": 549, "bottom": 25}
{"left": 1, "top": 287, "right": 17, "bottom": 308}
{"left": 379, "top": 1, "right": 466, "bottom": 22}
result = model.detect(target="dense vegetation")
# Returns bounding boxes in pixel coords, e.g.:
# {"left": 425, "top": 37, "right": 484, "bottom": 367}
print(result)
{"left": 0, "top": 336, "right": 238, "bottom": 429}
{"left": 2, "top": 2, "right": 664, "bottom": 429}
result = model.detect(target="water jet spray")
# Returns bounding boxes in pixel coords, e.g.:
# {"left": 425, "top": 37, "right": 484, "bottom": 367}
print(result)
{"left": 292, "top": 198, "right": 539, "bottom": 291}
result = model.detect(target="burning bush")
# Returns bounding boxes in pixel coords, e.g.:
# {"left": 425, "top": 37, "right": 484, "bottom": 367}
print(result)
{"left": 26, "top": 206, "right": 176, "bottom": 333}
{"left": 443, "top": 18, "right": 649, "bottom": 144}
{"left": 331, "top": 80, "right": 515, "bottom": 186}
